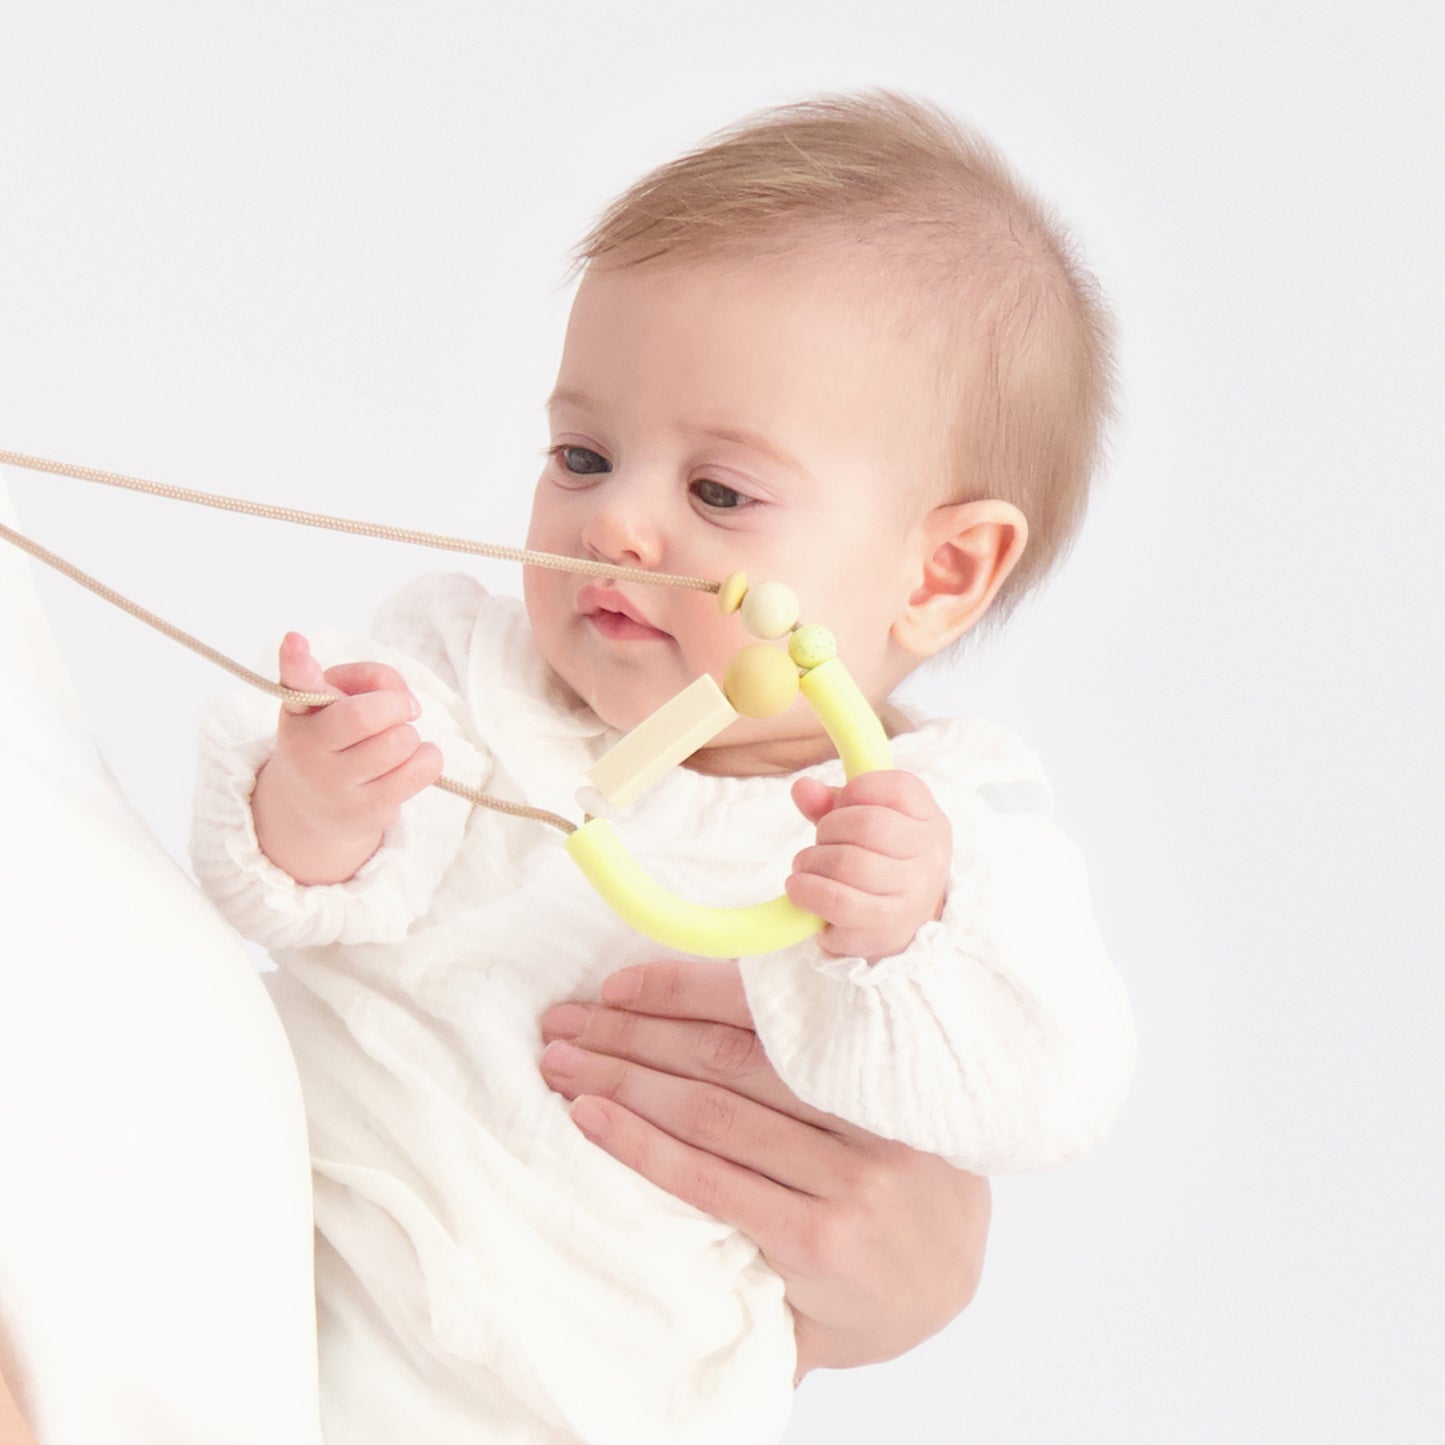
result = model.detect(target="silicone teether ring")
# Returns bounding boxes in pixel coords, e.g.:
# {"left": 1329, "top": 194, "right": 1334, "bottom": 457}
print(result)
{"left": 564, "top": 656, "right": 891, "bottom": 957}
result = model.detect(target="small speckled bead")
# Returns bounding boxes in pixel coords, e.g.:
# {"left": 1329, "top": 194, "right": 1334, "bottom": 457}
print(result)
{"left": 739, "top": 580, "right": 799, "bottom": 640}
{"left": 716, "top": 571, "right": 748, "bottom": 615}
{"left": 724, "top": 644, "right": 801, "bottom": 718}
{"left": 788, "top": 623, "right": 836, "bottom": 670}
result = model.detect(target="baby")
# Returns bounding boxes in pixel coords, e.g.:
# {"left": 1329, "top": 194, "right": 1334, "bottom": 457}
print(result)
{"left": 192, "top": 92, "right": 1135, "bottom": 1445}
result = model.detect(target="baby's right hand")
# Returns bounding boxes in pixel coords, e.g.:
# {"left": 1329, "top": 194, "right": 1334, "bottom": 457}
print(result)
{"left": 250, "top": 632, "right": 445, "bottom": 885}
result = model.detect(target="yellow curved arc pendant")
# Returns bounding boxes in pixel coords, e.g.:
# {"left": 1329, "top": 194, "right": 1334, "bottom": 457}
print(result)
{"left": 564, "top": 658, "right": 892, "bottom": 957}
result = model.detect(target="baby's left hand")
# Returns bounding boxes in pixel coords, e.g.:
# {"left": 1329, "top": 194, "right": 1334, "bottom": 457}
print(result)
{"left": 786, "top": 770, "right": 952, "bottom": 962}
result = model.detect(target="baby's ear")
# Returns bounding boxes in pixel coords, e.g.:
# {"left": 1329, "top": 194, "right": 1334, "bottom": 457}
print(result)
{"left": 891, "top": 499, "right": 1028, "bottom": 657}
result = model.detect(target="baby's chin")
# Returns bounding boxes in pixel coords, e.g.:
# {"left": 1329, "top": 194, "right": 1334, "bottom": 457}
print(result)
{"left": 538, "top": 655, "right": 671, "bottom": 736}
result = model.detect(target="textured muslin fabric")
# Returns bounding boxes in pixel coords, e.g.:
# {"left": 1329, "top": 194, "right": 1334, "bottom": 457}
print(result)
{"left": 0, "top": 473, "right": 324, "bottom": 1444}
{"left": 190, "top": 571, "right": 1136, "bottom": 1445}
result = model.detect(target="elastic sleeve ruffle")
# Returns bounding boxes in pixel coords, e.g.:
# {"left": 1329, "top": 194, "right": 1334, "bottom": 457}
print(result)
{"left": 737, "top": 791, "right": 1136, "bottom": 1174}
{"left": 188, "top": 578, "right": 493, "bottom": 950}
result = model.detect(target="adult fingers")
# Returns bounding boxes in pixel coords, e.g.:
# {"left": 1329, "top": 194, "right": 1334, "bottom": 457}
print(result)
{"left": 563, "top": 1092, "right": 823, "bottom": 1257}
{"left": 598, "top": 957, "right": 755, "bottom": 1030}
{"left": 538, "top": 1004, "right": 843, "bottom": 1128}
{"left": 539, "top": 1044, "right": 851, "bottom": 1196}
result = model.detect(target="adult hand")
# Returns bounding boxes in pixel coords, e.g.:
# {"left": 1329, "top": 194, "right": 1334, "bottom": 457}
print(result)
{"left": 538, "top": 959, "right": 989, "bottom": 1379}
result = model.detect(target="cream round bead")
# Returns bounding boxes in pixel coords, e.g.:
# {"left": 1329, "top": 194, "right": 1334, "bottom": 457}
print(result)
{"left": 787, "top": 623, "right": 837, "bottom": 670}
{"left": 739, "top": 580, "right": 799, "bottom": 640}
{"left": 724, "top": 644, "right": 801, "bottom": 718}
{"left": 716, "top": 571, "right": 748, "bottom": 615}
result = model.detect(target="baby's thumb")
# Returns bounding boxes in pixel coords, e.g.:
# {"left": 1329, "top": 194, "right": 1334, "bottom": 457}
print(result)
{"left": 277, "top": 632, "right": 332, "bottom": 715}
{"left": 791, "top": 776, "right": 839, "bottom": 825}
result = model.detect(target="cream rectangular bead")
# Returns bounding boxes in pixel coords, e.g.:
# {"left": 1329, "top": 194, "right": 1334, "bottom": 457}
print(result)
{"left": 588, "top": 674, "right": 738, "bottom": 808}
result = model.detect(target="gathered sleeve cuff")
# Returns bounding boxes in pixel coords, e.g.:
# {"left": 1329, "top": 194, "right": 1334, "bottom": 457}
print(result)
{"left": 188, "top": 576, "right": 494, "bottom": 950}
{"left": 737, "top": 793, "right": 1136, "bottom": 1174}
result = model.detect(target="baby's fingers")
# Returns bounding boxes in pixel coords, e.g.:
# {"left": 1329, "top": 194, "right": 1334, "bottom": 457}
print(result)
{"left": 361, "top": 740, "right": 445, "bottom": 813}
{"left": 277, "top": 632, "right": 335, "bottom": 715}
{"left": 782, "top": 872, "right": 884, "bottom": 956}
{"left": 303, "top": 687, "right": 422, "bottom": 754}
{"left": 813, "top": 804, "right": 921, "bottom": 859}
{"left": 335, "top": 723, "right": 430, "bottom": 784}
{"left": 321, "top": 659, "right": 413, "bottom": 699}
{"left": 790, "top": 842, "right": 899, "bottom": 899}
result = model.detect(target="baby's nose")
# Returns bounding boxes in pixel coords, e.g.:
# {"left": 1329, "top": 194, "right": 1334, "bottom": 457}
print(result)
{"left": 581, "top": 487, "right": 664, "bottom": 568}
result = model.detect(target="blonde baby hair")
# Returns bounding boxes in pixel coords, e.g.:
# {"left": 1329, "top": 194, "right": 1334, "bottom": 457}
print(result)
{"left": 572, "top": 89, "right": 1118, "bottom": 636}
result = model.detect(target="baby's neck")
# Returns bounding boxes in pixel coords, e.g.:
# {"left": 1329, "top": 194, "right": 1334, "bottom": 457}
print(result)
{"left": 680, "top": 703, "right": 913, "bottom": 779}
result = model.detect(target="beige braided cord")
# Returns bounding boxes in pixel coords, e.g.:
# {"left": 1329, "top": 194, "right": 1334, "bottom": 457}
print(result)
{"left": 0, "top": 449, "right": 720, "bottom": 594}
{"left": 0, "top": 517, "right": 577, "bottom": 833}
{"left": 0, "top": 448, "right": 731, "bottom": 836}
{"left": 0, "top": 519, "right": 334, "bottom": 709}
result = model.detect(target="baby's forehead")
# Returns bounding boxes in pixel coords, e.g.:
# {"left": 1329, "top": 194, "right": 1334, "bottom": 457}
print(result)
{"left": 565, "top": 248, "right": 958, "bottom": 481}
{"left": 573, "top": 243, "right": 961, "bottom": 389}
{"left": 568, "top": 251, "right": 950, "bottom": 431}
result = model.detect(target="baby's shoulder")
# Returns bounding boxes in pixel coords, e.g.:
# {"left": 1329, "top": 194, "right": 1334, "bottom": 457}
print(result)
{"left": 356, "top": 572, "right": 529, "bottom": 703}
{"left": 371, "top": 571, "right": 498, "bottom": 630}
{"left": 891, "top": 706, "right": 1055, "bottom": 816}
{"left": 371, "top": 571, "right": 525, "bottom": 650}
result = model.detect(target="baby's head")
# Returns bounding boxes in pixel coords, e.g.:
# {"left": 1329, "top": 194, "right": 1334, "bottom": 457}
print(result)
{"left": 524, "top": 91, "right": 1115, "bottom": 774}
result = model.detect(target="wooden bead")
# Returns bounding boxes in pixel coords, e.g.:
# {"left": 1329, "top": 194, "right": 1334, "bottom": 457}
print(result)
{"left": 788, "top": 624, "right": 836, "bottom": 670}
{"left": 716, "top": 571, "right": 748, "bottom": 615}
{"left": 724, "top": 644, "right": 801, "bottom": 718}
{"left": 739, "top": 580, "right": 799, "bottom": 640}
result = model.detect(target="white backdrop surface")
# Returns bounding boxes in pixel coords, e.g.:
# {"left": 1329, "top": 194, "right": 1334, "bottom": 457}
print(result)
{"left": 1, "top": 2, "right": 1440, "bottom": 1442}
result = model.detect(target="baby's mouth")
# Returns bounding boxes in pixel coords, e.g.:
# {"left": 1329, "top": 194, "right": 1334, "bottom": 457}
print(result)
{"left": 586, "top": 608, "right": 671, "bottom": 642}
{"left": 576, "top": 583, "right": 670, "bottom": 641}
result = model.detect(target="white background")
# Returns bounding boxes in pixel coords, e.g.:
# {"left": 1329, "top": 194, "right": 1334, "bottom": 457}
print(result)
{"left": 2, "top": 3, "right": 1440, "bottom": 1441}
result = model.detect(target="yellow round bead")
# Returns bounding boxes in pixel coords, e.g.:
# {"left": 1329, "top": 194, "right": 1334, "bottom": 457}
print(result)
{"left": 788, "top": 623, "right": 837, "bottom": 670}
{"left": 739, "top": 580, "right": 799, "bottom": 640}
{"left": 716, "top": 571, "right": 748, "bottom": 615}
{"left": 724, "top": 644, "right": 801, "bottom": 718}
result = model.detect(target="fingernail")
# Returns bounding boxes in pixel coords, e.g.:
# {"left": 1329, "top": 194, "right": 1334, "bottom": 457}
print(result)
{"left": 408, "top": 696, "right": 421, "bottom": 719}
{"left": 600, "top": 969, "right": 641, "bottom": 1006}
{"left": 540, "top": 1003, "right": 592, "bottom": 1041}
{"left": 541, "top": 1040, "right": 586, "bottom": 1076}
{"left": 570, "top": 1096, "right": 609, "bottom": 1139}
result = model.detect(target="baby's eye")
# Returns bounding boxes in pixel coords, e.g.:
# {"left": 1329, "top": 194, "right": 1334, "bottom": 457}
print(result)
{"left": 553, "top": 445, "right": 611, "bottom": 476}
{"left": 691, "top": 478, "right": 751, "bottom": 510}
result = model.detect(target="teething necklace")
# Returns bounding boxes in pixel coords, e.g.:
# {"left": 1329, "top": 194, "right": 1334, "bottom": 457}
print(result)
{"left": 0, "top": 448, "right": 892, "bottom": 957}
